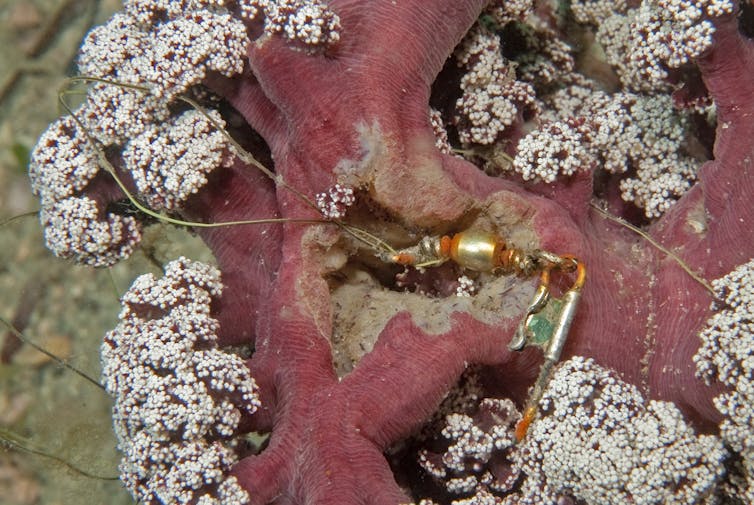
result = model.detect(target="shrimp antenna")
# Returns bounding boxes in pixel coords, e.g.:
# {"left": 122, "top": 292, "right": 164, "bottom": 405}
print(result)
{"left": 589, "top": 202, "right": 716, "bottom": 297}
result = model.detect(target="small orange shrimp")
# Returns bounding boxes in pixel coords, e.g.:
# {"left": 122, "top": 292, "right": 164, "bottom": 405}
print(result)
{"left": 383, "top": 229, "right": 587, "bottom": 441}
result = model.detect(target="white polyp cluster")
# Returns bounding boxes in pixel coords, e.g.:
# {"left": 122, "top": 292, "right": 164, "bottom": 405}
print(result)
{"left": 122, "top": 0, "right": 341, "bottom": 47}
{"left": 570, "top": 0, "right": 628, "bottom": 25}
{"left": 454, "top": 25, "right": 537, "bottom": 147}
{"left": 603, "top": 93, "right": 696, "bottom": 218}
{"left": 485, "top": 0, "right": 533, "bottom": 26}
{"left": 597, "top": 0, "right": 735, "bottom": 93}
{"left": 237, "top": 0, "right": 269, "bottom": 20}
{"left": 514, "top": 86, "right": 698, "bottom": 218}
{"left": 418, "top": 368, "right": 484, "bottom": 441}
{"left": 77, "top": 13, "right": 147, "bottom": 78}
{"left": 32, "top": 0, "right": 344, "bottom": 267}
{"left": 517, "top": 356, "right": 726, "bottom": 504}
{"left": 102, "top": 257, "right": 260, "bottom": 505}
{"left": 84, "top": 7, "right": 249, "bottom": 97}
{"left": 40, "top": 197, "right": 142, "bottom": 267}
{"left": 417, "top": 398, "right": 521, "bottom": 501}
{"left": 455, "top": 275, "right": 476, "bottom": 297}
{"left": 264, "top": 0, "right": 341, "bottom": 48}
{"left": 429, "top": 108, "right": 453, "bottom": 155}
{"left": 77, "top": 7, "right": 249, "bottom": 144}
{"left": 694, "top": 259, "right": 754, "bottom": 503}
{"left": 516, "top": 37, "right": 576, "bottom": 88}
{"left": 29, "top": 116, "right": 101, "bottom": 207}
{"left": 123, "top": 0, "right": 249, "bottom": 25}
{"left": 563, "top": 90, "right": 642, "bottom": 174}
{"left": 123, "top": 0, "right": 194, "bottom": 25}
{"left": 29, "top": 115, "right": 143, "bottom": 267}
{"left": 77, "top": 5, "right": 250, "bottom": 140}
{"left": 513, "top": 118, "right": 594, "bottom": 182}
{"left": 145, "top": 12, "right": 249, "bottom": 100}
{"left": 29, "top": 0, "right": 255, "bottom": 266}
{"left": 81, "top": 81, "right": 169, "bottom": 146}
{"left": 124, "top": 109, "right": 234, "bottom": 211}
{"left": 315, "top": 183, "right": 355, "bottom": 219}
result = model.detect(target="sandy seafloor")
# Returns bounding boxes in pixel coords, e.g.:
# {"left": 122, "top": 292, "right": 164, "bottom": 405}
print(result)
{"left": 0, "top": 1, "right": 213, "bottom": 503}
